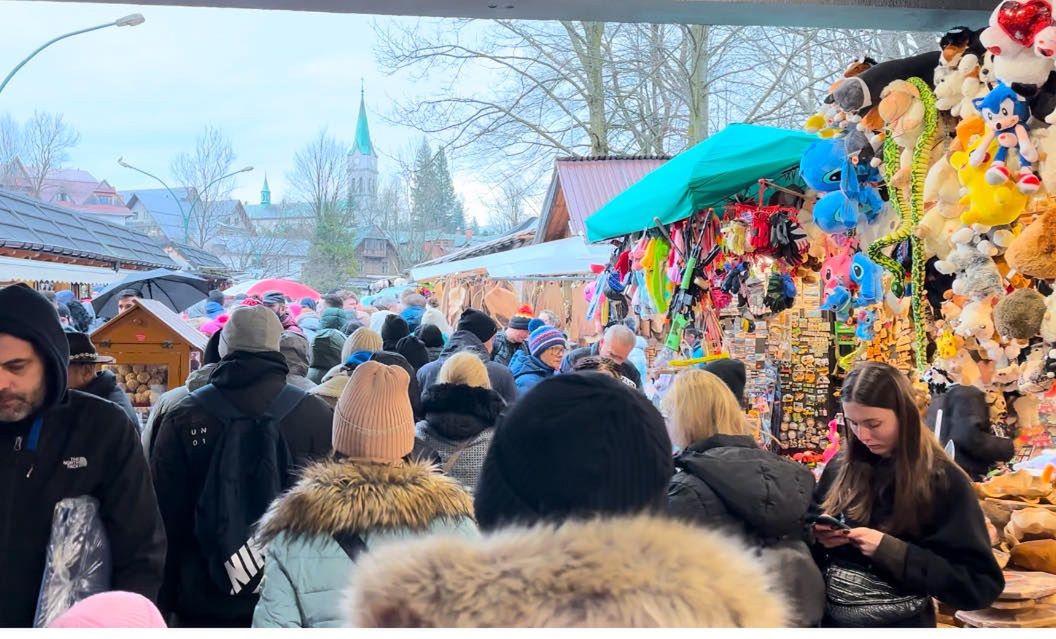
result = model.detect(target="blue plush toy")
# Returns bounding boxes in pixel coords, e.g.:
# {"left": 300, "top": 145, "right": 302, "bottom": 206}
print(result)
{"left": 855, "top": 308, "right": 877, "bottom": 342}
{"left": 800, "top": 138, "right": 846, "bottom": 193}
{"left": 850, "top": 253, "right": 884, "bottom": 306}
{"left": 821, "top": 285, "right": 853, "bottom": 322}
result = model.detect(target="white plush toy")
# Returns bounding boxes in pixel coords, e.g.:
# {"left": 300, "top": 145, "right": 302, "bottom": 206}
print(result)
{"left": 954, "top": 298, "right": 996, "bottom": 342}
{"left": 919, "top": 158, "right": 965, "bottom": 260}
{"left": 959, "top": 51, "right": 995, "bottom": 119}
{"left": 1014, "top": 394, "right": 1042, "bottom": 432}
{"left": 935, "top": 226, "right": 1006, "bottom": 299}
{"left": 1042, "top": 292, "right": 1056, "bottom": 343}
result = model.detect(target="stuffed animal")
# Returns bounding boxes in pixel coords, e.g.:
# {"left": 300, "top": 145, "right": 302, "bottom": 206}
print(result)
{"left": 1014, "top": 394, "right": 1042, "bottom": 432}
{"left": 980, "top": 1, "right": 1055, "bottom": 87}
{"left": 960, "top": 51, "right": 997, "bottom": 118}
{"left": 919, "top": 157, "right": 965, "bottom": 260}
{"left": 936, "top": 324, "right": 964, "bottom": 359}
{"left": 1006, "top": 207, "right": 1056, "bottom": 279}
{"left": 995, "top": 288, "right": 1047, "bottom": 339}
{"left": 855, "top": 308, "right": 877, "bottom": 341}
{"left": 821, "top": 249, "right": 853, "bottom": 297}
{"left": 1042, "top": 292, "right": 1056, "bottom": 342}
{"left": 822, "top": 419, "right": 841, "bottom": 464}
{"left": 950, "top": 140, "right": 1029, "bottom": 227}
{"left": 936, "top": 27, "right": 986, "bottom": 116}
{"left": 799, "top": 138, "right": 846, "bottom": 193}
{"left": 1020, "top": 344, "right": 1056, "bottom": 393}
{"left": 878, "top": 80, "right": 929, "bottom": 189}
{"left": 935, "top": 226, "right": 1006, "bottom": 300}
{"left": 822, "top": 285, "right": 853, "bottom": 322}
{"left": 850, "top": 252, "right": 884, "bottom": 306}
{"left": 970, "top": 82, "right": 1041, "bottom": 193}
{"left": 954, "top": 297, "right": 997, "bottom": 343}
{"left": 831, "top": 51, "right": 940, "bottom": 124}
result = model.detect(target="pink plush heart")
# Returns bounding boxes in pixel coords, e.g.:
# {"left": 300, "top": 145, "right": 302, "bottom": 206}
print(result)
{"left": 997, "top": 0, "right": 1054, "bottom": 47}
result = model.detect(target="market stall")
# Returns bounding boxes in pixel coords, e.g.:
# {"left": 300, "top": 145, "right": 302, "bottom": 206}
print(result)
{"left": 91, "top": 298, "right": 208, "bottom": 424}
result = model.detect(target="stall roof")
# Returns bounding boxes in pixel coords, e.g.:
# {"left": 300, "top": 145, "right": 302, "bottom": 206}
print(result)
{"left": 411, "top": 236, "right": 611, "bottom": 281}
{"left": 0, "top": 189, "right": 177, "bottom": 269}
{"left": 413, "top": 217, "right": 538, "bottom": 270}
{"left": 584, "top": 124, "right": 817, "bottom": 242}
{"left": 0, "top": 255, "right": 137, "bottom": 286}
{"left": 93, "top": 298, "right": 208, "bottom": 352}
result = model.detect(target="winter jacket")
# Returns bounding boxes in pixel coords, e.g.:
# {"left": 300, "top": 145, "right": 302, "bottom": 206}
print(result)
{"left": 425, "top": 345, "right": 443, "bottom": 362}
{"left": 0, "top": 390, "right": 167, "bottom": 627}
{"left": 415, "top": 383, "right": 504, "bottom": 492}
{"left": 925, "top": 386, "right": 1014, "bottom": 481}
{"left": 345, "top": 515, "right": 791, "bottom": 627}
{"left": 205, "top": 301, "right": 224, "bottom": 320}
{"left": 417, "top": 331, "right": 518, "bottom": 404}
{"left": 297, "top": 312, "right": 320, "bottom": 342}
{"left": 628, "top": 336, "right": 649, "bottom": 383}
{"left": 141, "top": 364, "right": 215, "bottom": 462}
{"left": 279, "top": 332, "right": 315, "bottom": 391}
{"left": 511, "top": 353, "right": 556, "bottom": 393}
{"left": 812, "top": 454, "right": 1004, "bottom": 627}
{"left": 560, "top": 343, "right": 642, "bottom": 389}
{"left": 312, "top": 352, "right": 425, "bottom": 421}
{"left": 307, "top": 310, "right": 347, "bottom": 384}
{"left": 668, "top": 434, "right": 824, "bottom": 626}
{"left": 491, "top": 330, "right": 528, "bottom": 368}
{"left": 150, "top": 351, "right": 333, "bottom": 627}
{"left": 400, "top": 305, "right": 426, "bottom": 333}
{"left": 251, "top": 458, "right": 476, "bottom": 628}
{"left": 80, "top": 369, "right": 139, "bottom": 428}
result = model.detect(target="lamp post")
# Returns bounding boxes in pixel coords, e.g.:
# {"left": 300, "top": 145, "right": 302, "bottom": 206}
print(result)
{"left": 117, "top": 156, "right": 187, "bottom": 236}
{"left": 184, "top": 166, "right": 254, "bottom": 244}
{"left": 0, "top": 14, "right": 145, "bottom": 97}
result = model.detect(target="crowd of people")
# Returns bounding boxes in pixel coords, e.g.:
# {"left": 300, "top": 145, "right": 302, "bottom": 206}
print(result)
{"left": 0, "top": 281, "right": 1006, "bottom": 628}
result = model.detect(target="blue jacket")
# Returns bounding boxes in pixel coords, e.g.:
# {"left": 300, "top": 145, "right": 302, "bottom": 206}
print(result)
{"left": 205, "top": 300, "right": 224, "bottom": 319}
{"left": 511, "top": 353, "right": 555, "bottom": 393}
{"left": 252, "top": 458, "right": 477, "bottom": 628}
{"left": 400, "top": 306, "right": 425, "bottom": 333}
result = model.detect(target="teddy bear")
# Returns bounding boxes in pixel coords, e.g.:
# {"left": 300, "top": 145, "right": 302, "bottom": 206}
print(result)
{"left": 1006, "top": 207, "right": 1056, "bottom": 279}
{"left": 954, "top": 297, "right": 997, "bottom": 342}
{"left": 959, "top": 51, "right": 997, "bottom": 118}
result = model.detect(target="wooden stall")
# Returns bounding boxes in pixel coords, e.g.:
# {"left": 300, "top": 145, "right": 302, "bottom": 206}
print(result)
{"left": 91, "top": 298, "right": 208, "bottom": 419}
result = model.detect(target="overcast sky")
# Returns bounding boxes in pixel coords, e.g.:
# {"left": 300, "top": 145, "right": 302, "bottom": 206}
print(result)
{"left": 0, "top": 1, "right": 498, "bottom": 222}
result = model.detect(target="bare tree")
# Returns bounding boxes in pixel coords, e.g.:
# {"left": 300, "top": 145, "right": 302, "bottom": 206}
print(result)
{"left": 487, "top": 178, "right": 535, "bottom": 232}
{"left": 287, "top": 128, "right": 352, "bottom": 225}
{"left": 23, "top": 111, "right": 79, "bottom": 199}
{"left": 171, "top": 126, "right": 238, "bottom": 248}
{"left": 0, "top": 113, "right": 22, "bottom": 188}
{"left": 222, "top": 232, "right": 299, "bottom": 279}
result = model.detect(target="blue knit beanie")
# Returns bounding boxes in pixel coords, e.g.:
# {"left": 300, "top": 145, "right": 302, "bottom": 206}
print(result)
{"left": 528, "top": 326, "right": 566, "bottom": 358}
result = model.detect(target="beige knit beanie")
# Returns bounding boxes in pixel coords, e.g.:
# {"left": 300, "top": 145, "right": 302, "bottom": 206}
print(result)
{"left": 343, "top": 327, "right": 383, "bottom": 361}
{"left": 333, "top": 360, "right": 414, "bottom": 461}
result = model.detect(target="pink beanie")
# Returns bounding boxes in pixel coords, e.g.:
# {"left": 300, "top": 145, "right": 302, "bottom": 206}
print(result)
{"left": 49, "top": 591, "right": 167, "bottom": 628}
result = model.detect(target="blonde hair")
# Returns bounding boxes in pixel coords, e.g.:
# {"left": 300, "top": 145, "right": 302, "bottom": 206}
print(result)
{"left": 662, "top": 369, "right": 750, "bottom": 448}
{"left": 343, "top": 328, "right": 383, "bottom": 361}
{"left": 437, "top": 352, "right": 491, "bottom": 389}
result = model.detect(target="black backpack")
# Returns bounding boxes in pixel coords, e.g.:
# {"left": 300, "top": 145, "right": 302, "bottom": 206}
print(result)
{"left": 189, "top": 383, "right": 306, "bottom": 595}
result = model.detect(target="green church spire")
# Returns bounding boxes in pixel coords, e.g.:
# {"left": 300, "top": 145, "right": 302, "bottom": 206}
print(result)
{"left": 261, "top": 174, "right": 271, "bottom": 206}
{"left": 354, "top": 81, "right": 374, "bottom": 157}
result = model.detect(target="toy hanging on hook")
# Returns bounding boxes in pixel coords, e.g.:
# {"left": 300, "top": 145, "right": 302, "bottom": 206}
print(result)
{"left": 970, "top": 82, "right": 1041, "bottom": 193}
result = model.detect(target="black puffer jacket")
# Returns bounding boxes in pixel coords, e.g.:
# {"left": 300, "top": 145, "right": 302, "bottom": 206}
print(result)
{"left": 668, "top": 434, "right": 824, "bottom": 627}
{"left": 416, "top": 331, "right": 517, "bottom": 404}
{"left": 81, "top": 369, "right": 139, "bottom": 427}
{"left": 150, "top": 351, "right": 333, "bottom": 627}
{"left": 925, "top": 385, "right": 1014, "bottom": 481}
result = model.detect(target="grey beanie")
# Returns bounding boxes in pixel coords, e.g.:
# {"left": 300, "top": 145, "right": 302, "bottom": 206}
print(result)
{"left": 219, "top": 305, "right": 283, "bottom": 357}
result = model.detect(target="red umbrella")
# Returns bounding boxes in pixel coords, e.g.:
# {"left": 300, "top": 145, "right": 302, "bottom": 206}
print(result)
{"left": 245, "top": 279, "right": 320, "bottom": 301}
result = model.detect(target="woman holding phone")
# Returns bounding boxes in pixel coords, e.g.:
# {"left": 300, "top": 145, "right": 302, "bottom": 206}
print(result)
{"left": 812, "top": 362, "right": 1003, "bottom": 627}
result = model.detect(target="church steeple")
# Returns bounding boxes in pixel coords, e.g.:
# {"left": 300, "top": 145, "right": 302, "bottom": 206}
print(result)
{"left": 354, "top": 82, "right": 374, "bottom": 157}
{"left": 261, "top": 175, "right": 271, "bottom": 206}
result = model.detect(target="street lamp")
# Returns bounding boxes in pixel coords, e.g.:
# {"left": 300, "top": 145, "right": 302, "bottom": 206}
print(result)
{"left": 117, "top": 156, "right": 188, "bottom": 236}
{"left": 184, "top": 166, "right": 254, "bottom": 243}
{"left": 0, "top": 14, "right": 145, "bottom": 97}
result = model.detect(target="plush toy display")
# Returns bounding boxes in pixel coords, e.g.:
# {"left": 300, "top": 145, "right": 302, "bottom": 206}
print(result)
{"left": 1007, "top": 208, "right": 1056, "bottom": 279}
{"left": 950, "top": 139, "right": 1029, "bottom": 226}
{"left": 831, "top": 51, "right": 940, "bottom": 121}
{"left": 970, "top": 82, "right": 1041, "bottom": 193}
{"left": 994, "top": 287, "right": 1048, "bottom": 339}
{"left": 1042, "top": 292, "right": 1056, "bottom": 342}
{"left": 850, "top": 252, "right": 885, "bottom": 305}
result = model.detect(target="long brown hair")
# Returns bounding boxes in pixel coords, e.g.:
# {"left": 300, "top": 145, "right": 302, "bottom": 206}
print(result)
{"left": 822, "top": 362, "right": 948, "bottom": 537}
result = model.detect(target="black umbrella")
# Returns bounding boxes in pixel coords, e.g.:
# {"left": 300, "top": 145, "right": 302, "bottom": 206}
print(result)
{"left": 92, "top": 269, "right": 211, "bottom": 318}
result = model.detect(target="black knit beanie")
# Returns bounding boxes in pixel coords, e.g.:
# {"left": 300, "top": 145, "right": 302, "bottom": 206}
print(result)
{"left": 381, "top": 314, "right": 410, "bottom": 349}
{"left": 474, "top": 372, "right": 673, "bottom": 531}
{"left": 416, "top": 324, "right": 444, "bottom": 348}
{"left": 457, "top": 308, "right": 498, "bottom": 343}
{"left": 203, "top": 330, "right": 222, "bottom": 365}
{"left": 395, "top": 335, "right": 430, "bottom": 371}
{"left": 704, "top": 359, "right": 747, "bottom": 405}
{"left": 0, "top": 284, "right": 70, "bottom": 410}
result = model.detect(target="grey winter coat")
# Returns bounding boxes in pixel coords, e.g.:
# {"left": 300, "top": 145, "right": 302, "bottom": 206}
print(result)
{"left": 668, "top": 434, "right": 825, "bottom": 627}
{"left": 414, "top": 383, "right": 504, "bottom": 492}
{"left": 416, "top": 331, "right": 517, "bottom": 404}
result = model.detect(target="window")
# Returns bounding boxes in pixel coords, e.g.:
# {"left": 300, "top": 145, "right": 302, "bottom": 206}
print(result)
{"left": 362, "top": 238, "right": 387, "bottom": 258}
{"left": 57, "top": 192, "right": 72, "bottom": 203}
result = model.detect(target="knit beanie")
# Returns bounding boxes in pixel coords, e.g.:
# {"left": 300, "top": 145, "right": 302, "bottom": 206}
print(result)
{"left": 219, "top": 305, "right": 283, "bottom": 357}
{"left": 474, "top": 373, "right": 673, "bottom": 531}
{"left": 509, "top": 304, "right": 534, "bottom": 331}
{"left": 262, "top": 291, "right": 286, "bottom": 306}
{"left": 300, "top": 297, "right": 317, "bottom": 311}
{"left": 333, "top": 360, "right": 415, "bottom": 461}
{"left": 344, "top": 327, "right": 383, "bottom": 360}
{"left": 417, "top": 324, "right": 444, "bottom": 348}
{"left": 457, "top": 308, "right": 498, "bottom": 343}
{"left": 527, "top": 318, "right": 545, "bottom": 333}
{"left": 395, "top": 335, "right": 429, "bottom": 371}
{"left": 528, "top": 325, "right": 567, "bottom": 358}
{"left": 704, "top": 359, "right": 747, "bottom": 405}
{"left": 0, "top": 283, "right": 69, "bottom": 409}
{"left": 49, "top": 591, "right": 167, "bottom": 628}
{"left": 382, "top": 314, "right": 410, "bottom": 347}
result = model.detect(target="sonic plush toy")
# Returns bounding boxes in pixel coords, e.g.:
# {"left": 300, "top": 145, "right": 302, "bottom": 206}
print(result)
{"left": 970, "top": 82, "right": 1041, "bottom": 194}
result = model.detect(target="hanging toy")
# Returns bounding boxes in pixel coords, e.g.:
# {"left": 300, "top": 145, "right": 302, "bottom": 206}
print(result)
{"left": 722, "top": 219, "right": 749, "bottom": 255}
{"left": 822, "top": 419, "right": 842, "bottom": 464}
{"left": 970, "top": 82, "right": 1041, "bottom": 193}
{"left": 855, "top": 307, "right": 878, "bottom": 342}
{"left": 822, "top": 285, "right": 853, "bottom": 322}
{"left": 768, "top": 209, "right": 810, "bottom": 265}
{"left": 850, "top": 253, "right": 885, "bottom": 306}
{"left": 821, "top": 249, "right": 853, "bottom": 298}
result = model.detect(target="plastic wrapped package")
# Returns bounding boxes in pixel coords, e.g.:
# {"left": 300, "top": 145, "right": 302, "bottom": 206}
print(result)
{"left": 33, "top": 496, "right": 111, "bottom": 627}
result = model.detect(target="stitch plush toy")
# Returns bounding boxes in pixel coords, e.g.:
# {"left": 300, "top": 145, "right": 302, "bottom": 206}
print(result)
{"left": 821, "top": 249, "right": 853, "bottom": 298}
{"left": 970, "top": 82, "right": 1041, "bottom": 193}
{"left": 855, "top": 308, "right": 878, "bottom": 341}
{"left": 850, "top": 253, "right": 884, "bottom": 306}
{"left": 951, "top": 139, "right": 1029, "bottom": 226}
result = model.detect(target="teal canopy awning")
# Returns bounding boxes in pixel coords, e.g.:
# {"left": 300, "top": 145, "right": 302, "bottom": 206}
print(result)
{"left": 584, "top": 124, "right": 818, "bottom": 242}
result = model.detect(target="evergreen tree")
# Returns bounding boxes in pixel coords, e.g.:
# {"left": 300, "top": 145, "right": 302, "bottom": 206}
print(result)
{"left": 433, "top": 150, "right": 465, "bottom": 232}
{"left": 410, "top": 139, "right": 441, "bottom": 231}
{"left": 302, "top": 202, "right": 358, "bottom": 291}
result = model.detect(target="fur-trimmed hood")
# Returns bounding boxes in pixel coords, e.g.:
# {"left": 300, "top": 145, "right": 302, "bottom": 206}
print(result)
{"left": 345, "top": 515, "right": 790, "bottom": 627}
{"left": 256, "top": 458, "right": 473, "bottom": 545}
{"left": 421, "top": 383, "right": 504, "bottom": 440}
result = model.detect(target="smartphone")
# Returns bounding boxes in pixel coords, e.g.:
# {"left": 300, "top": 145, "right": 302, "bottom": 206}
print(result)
{"left": 809, "top": 514, "right": 851, "bottom": 530}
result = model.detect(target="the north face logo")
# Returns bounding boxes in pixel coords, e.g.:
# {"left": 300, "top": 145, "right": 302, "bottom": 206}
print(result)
{"left": 62, "top": 456, "right": 88, "bottom": 469}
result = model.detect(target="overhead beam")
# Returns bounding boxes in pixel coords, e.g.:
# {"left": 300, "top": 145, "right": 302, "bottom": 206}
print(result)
{"left": 42, "top": 0, "right": 992, "bottom": 31}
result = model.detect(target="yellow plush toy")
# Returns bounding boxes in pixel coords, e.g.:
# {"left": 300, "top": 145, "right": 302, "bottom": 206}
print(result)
{"left": 951, "top": 139, "right": 1029, "bottom": 227}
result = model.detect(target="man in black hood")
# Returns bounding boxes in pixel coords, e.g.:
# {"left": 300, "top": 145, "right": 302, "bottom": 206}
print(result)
{"left": 925, "top": 384, "right": 1014, "bottom": 481}
{"left": 0, "top": 284, "right": 166, "bottom": 627}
